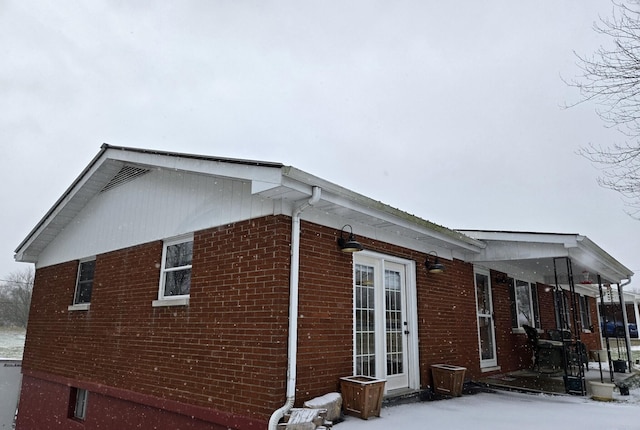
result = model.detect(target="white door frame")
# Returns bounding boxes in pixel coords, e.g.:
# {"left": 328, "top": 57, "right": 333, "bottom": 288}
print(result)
{"left": 353, "top": 251, "right": 419, "bottom": 393}
{"left": 474, "top": 266, "right": 498, "bottom": 369}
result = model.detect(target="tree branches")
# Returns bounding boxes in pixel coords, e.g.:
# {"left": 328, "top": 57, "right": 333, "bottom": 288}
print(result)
{"left": 570, "top": 1, "right": 640, "bottom": 215}
{"left": 0, "top": 268, "right": 34, "bottom": 328}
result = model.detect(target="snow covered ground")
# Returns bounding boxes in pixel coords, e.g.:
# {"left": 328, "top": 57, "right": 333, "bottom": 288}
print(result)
{"left": 337, "top": 389, "right": 640, "bottom": 430}
{"left": 0, "top": 328, "right": 25, "bottom": 360}
{"left": 338, "top": 360, "right": 640, "bottom": 430}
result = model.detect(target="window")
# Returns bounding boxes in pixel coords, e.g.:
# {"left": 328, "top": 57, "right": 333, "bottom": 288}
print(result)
{"left": 554, "top": 289, "right": 571, "bottom": 330}
{"left": 510, "top": 279, "right": 540, "bottom": 329}
{"left": 578, "top": 295, "right": 592, "bottom": 331}
{"left": 158, "top": 235, "right": 193, "bottom": 300}
{"left": 69, "top": 387, "right": 88, "bottom": 421}
{"left": 74, "top": 259, "right": 96, "bottom": 305}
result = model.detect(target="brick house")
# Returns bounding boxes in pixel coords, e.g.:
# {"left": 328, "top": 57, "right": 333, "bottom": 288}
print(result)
{"left": 14, "top": 145, "right": 633, "bottom": 430}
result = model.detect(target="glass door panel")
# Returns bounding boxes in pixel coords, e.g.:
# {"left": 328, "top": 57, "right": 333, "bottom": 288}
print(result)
{"left": 353, "top": 257, "right": 411, "bottom": 392}
{"left": 475, "top": 269, "right": 497, "bottom": 367}
{"left": 355, "top": 264, "right": 376, "bottom": 376}
{"left": 384, "top": 266, "right": 407, "bottom": 389}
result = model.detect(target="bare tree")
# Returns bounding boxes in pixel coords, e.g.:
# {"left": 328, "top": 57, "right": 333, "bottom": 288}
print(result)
{"left": 569, "top": 1, "right": 640, "bottom": 215}
{"left": 0, "top": 268, "right": 34, "bottom": 328}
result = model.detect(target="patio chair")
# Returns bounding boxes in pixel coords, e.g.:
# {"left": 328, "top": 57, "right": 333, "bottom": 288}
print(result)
{"left": 567, "top": 341, "right": 588, "bottom": 372}
{"left": 548, "top": 329, "right": 572, "bottom": 341}
{"left": 548, "top": 329, "right": 562, "bottom": 341}
{"left": 522, "top": 325, "right": 540, "bottom": 370}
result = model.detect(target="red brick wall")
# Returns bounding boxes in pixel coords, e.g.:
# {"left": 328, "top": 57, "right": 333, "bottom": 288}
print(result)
{"left": 294, "top": 222, "right": 482, "bottom": 397}
{"left": 21, "top": 215, "right": 292, "bottom": 428}
{"left": 17, "top": 373, "right": 244, "bottom": 430}
{"left": 25, "top": 213, "right": 600, "bottom": 427}
{"left": 296, "top": 222, "right": 354, "bottom": 401}
{"left": 581, "top": 297, "right": 602, "bottom": 352}
{"left": 416, "top": 259, "right": 480, "bottom": 384}
{"left": 490, "top": 275, "right": 527, "bottom": 372}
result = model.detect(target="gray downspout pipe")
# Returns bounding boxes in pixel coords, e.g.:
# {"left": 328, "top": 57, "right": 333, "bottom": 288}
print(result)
{"left": 268, "top": 186, "right": 321, "bottom": 430}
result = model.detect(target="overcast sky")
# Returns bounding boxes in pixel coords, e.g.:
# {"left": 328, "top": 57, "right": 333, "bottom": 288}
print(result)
{"left": 1, "top": 1, "right": 639, "bottom": 286}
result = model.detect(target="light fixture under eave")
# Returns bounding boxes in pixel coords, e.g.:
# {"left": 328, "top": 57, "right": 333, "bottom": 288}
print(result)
{"left": 425, "top": 251, "right": 445, "bottom": 273}
{"left": 337, "top": 224, "right": 363, "bottom": 253}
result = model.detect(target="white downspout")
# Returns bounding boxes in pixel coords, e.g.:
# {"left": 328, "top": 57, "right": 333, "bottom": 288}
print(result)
{"left": 268, "top": 186, "right": 321, "bottom": 430}
{"left": 634, "top": 297, "right": 640, "bottom": 340}
{"left": 618, "top": 279, "right": 633, "bottom": 371}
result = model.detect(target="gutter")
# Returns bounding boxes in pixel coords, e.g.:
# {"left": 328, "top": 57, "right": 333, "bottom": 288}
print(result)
{"left": 268, "top": 186, "right": 321, "bottom": 430}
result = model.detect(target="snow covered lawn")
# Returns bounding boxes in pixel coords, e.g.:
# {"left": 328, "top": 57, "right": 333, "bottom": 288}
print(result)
{"left": 336, "top": 389, "right": 640, "bottom": 430}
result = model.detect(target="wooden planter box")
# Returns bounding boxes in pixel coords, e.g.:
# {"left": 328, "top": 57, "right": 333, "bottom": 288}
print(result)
{"left": 339, "top": 376, "right": 386, "bottom": 419}
{"left": 431, "top": 364, "right": 466, "bottom": 397}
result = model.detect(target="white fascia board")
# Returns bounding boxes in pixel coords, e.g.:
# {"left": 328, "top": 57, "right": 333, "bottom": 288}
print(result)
{"left": 14, "top": 150, "right": 118, "bottom": 260}
{"left": 105, "top": 147, "right": 284, "bottom": 189}
{"left": 468, "top": 241, "right": 568, "bottom": 262}
{"left": 462, "top": 230, "right": 580, "bottom": 247}
{"left": 279, "top": 173, "right": 484, "bottom": 253}
{"left": 572, "top": 236, "right": 633, "bottom": 281}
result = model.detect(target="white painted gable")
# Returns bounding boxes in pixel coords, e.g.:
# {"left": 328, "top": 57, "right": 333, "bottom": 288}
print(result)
{"left": 35, "top": 167, "right": 277, "bottom": 269}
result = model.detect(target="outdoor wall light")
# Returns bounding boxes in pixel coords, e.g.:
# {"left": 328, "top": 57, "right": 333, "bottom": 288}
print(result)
{"left": 424, "top": 251, "right": 445, "bottom": 273}
{"left": 337, "top": 224, "right": 363, "bottom": 253}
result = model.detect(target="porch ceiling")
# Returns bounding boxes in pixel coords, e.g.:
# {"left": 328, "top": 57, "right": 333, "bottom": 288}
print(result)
{"left": 460, "top": 230, "right": 633, "bottom": 292}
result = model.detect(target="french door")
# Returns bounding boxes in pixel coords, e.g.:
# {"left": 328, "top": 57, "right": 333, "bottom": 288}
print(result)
{"left": 474, "top": 268, "right": 497, "bottom": 368}
{"left": 353, "top": 253, "right": 417, "bottom": 392}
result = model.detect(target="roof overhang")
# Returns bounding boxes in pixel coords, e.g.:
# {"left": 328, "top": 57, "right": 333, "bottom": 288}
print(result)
{"left": 15, "top": 145, "right": 484, "bottom": 264}
{"left": 460, "top": 230, "right": 633, "bottom": 295}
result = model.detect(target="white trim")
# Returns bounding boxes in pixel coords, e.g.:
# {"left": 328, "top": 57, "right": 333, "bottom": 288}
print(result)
{"left": 68, "top": 303, "right": 90, "bottom": 311}
{"left": 73, "top": 388, "right": 89, "bottom": 420}
{"left": 474, "top": 267, "right": 498, "bottom": 368}
{"left": 158, "top": 233, "right": 194, "bottom": 300}
{"left": 152, "top": 297, "right": 190, "bottom": 307}
{"left": 73, "top": 257, "right": 96, "bottom": 305}
{"left": 404, "top": 259, "right": 420, "bottom": 391}
{"left": 353, "top": 251, "right": 420, "bottom": 392}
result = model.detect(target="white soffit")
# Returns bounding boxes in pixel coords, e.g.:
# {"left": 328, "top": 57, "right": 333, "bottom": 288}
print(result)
{"left": 461, "top": 230, "right": 633, "bottom": 285}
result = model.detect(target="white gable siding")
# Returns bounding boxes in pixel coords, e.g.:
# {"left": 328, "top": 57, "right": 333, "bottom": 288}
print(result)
{"left": 35, "top": 169, "right": 276, "bottom": 269}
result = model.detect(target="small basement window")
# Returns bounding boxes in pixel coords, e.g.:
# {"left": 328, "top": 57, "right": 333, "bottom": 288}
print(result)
{"left": 69, "top": 387, "right": 88, "bottom": 421}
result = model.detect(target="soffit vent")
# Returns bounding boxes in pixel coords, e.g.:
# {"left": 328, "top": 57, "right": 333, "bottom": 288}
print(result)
{"left": 101, "top": 165, "right": 150, "bottom": 193}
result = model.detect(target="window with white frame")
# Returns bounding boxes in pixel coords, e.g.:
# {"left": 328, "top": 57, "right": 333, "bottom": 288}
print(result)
{"left": 158, "top": 235, "right": 193, "bottom": 300}
{"left": 578, "top": 295, "right": 592, "bottom": 331}
{"left": 73, "top": 259, "right": 96, "bottom": 305}
{"left": 554, "top": 289, "right": 571, "bottom": 330}
{"left": 510, "top": 279, "right": 540, "bottom": 329}
{"left": 70, "top": 387, "right": 88, "bottom": 421}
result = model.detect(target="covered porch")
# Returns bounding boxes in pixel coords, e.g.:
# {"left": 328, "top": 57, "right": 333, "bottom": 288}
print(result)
{"left": 479, "top": 361, "right": 639, "bottom": 397}
{"left": 460, "top": 230, "right": 635, "bottom": 396}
